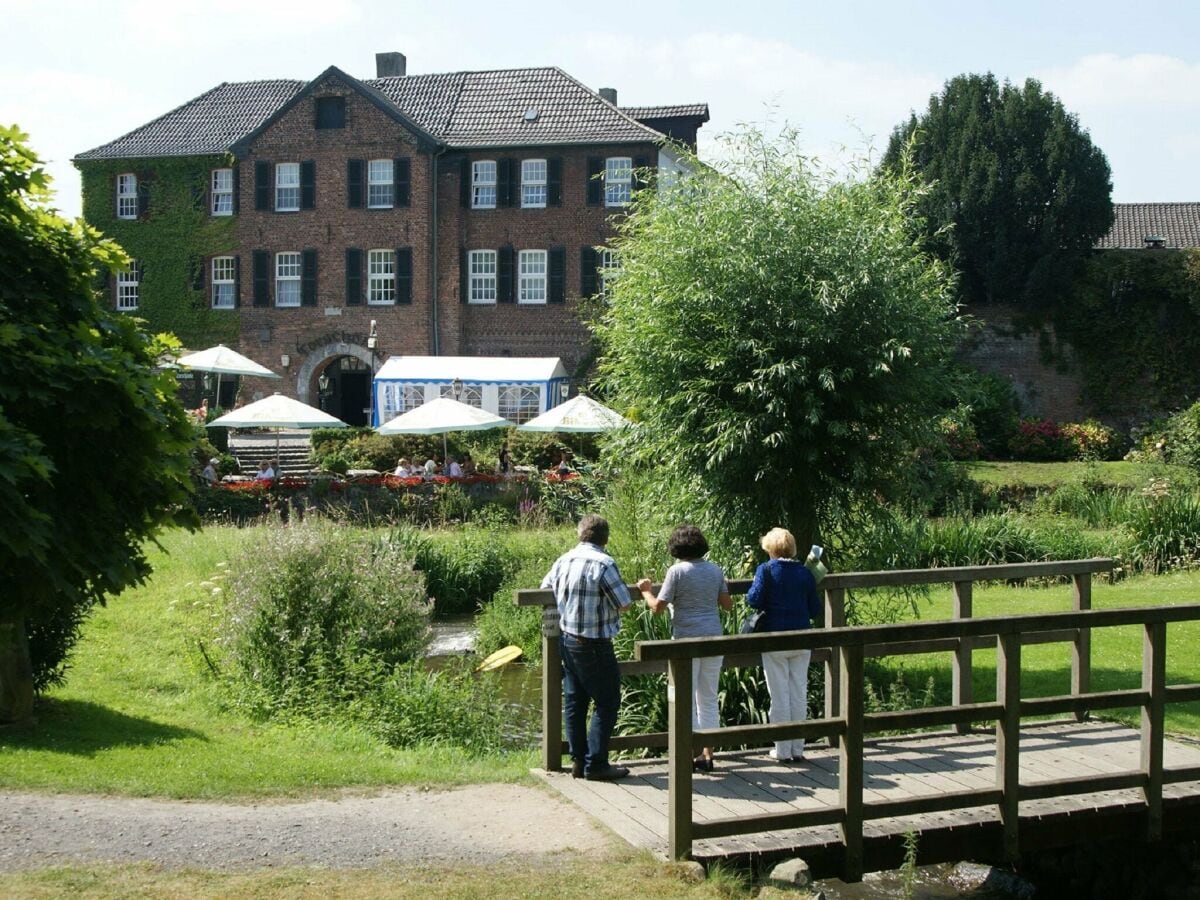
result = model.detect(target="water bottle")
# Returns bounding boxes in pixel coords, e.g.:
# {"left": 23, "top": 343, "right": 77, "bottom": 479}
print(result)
{"left": 805, "top": 544, "right": 827, "bottom": 583}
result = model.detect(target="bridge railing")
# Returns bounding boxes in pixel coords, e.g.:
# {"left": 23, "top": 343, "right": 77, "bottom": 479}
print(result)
{"left": 515, "top": 558, "right": 1114, "bottom": 774}
{"left": 635, "top": 600, "right": 1200, "bottom": 873}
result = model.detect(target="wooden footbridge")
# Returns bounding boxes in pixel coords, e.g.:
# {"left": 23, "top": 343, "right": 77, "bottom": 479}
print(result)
{"left": 517, "top": 559, "right": 1200, "bottom": 880}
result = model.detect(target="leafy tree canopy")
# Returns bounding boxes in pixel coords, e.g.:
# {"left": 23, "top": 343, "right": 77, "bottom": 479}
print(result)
{"left": 595, "top": 127, "right": 963, "bottom": 557}
{"left": 881, "top": 73, "right": 1114, "bottom": 310}
{"left": 0, "top": 126, "right": 197, "bottom": 723}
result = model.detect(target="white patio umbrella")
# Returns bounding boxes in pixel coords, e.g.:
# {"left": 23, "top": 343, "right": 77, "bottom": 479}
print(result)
{"left": 517, "top": 394, "right": 629, "bottom": 433}
{"left": 208, "top": 393, "right": 348, "bottom": 464}
{"left": 177, "top": 344, "right": 280, "bottom": 411}
{"left": 377, "top": 397, "right": 512, "bottom": 462}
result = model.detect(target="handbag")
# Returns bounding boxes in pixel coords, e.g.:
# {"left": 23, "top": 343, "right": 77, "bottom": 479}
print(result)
{"left": 740, "top": 610, "right": 766, "bottom": 634}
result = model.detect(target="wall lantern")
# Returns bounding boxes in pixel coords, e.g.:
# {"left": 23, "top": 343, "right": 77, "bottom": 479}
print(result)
{"left": 280, "top": 354, "right": 291, "bottom": 369}
{"left": 318, "top": 374, "right": 331, "bottom": 395}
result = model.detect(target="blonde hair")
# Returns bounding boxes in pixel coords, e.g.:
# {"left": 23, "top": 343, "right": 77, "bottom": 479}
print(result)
{"left": 760, "top": 527, "right": 797, "bottom": 559}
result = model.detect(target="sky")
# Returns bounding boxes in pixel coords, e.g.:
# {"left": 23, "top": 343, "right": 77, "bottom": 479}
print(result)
{"left": 4, "top": 0, "right": 1200, "bottom": 219}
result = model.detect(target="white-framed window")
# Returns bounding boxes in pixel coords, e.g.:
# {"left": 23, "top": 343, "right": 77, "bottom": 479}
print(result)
{"left": 600, "top": 249, "right": 620, "bottom": 298}
{"left": 518, "top": 249, "right": 547, "bottom": 304}
{"left": 211, "top": 256, "right": 236, "bottom": 309}
{"left": 521, "top": 159, "right": 547, "bottom": 208}
{"left": 211, "top": 168, "right": 234, "bottom": 215}
{"left": 499, "top": 385, "right": 541, "bottom": 423}
{"left": 468, "top": 250, "right": 497, "bottom": 304}
{"left": 440, "top": 384, "right": 483, "bottom": 408}
{"left": 472, "top": 160, "right": 496, "bottom": 209}
{"left": 604, "top": 156, "right": 632, "bottom": 207}
{"left": 368, "top": 159, "right": 394, "bottom": 209}
{"left": 275, "top": 251, "right": 301, "bottom": 307}
{"left": 116, "top": 262, "right": 139, "bottom": 310}
{"left": 402, "top": 385, "right": 425, "bottom": 411}
{"left": 275, "top": 162, "right": 300, "bottom": 211}
{"left": 116, "top": 173, "right": 138, "bottom": 219}
{"left": 368, "top": 249, "right": 396, "bottom": 305}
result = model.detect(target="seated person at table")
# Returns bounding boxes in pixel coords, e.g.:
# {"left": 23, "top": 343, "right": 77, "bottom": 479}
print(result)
{"left": 393, "top": 457, "right": 413, "bottom": 477}
{"left": 461, "top": 454, "right": 477, "bottom": 476}
{"left": 423, "top": 458, "right": 437, "bottom": 479}
{"left": 202, "top": 457, "right": 219, "bottom": 485}
{"left": 555, "top": 451, "right": 572, "bottom": 476}
{"left": 255, "top": 460, "right": 275, "bottom": 481}
{"left": 446, "top": 456, "right": 464, "bottom": 478}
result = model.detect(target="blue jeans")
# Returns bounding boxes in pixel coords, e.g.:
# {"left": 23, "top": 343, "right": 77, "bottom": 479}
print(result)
{"left": 560, "top": 632, "right": 622, "bottom": 773}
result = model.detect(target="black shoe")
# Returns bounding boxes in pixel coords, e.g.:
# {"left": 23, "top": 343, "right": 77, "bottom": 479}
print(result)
{"left": 570, "top": 759, "right": 585, "bottom": 779}
{"left": 692, "top": 757, "right": 714, "bottom": 773}
{"left": 584, "top": 765, "right": 630, "bottom": 782}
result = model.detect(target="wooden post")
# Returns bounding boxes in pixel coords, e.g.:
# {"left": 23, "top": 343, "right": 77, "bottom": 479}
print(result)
{"left": 541, "top": 605, "right": 563, "bottom": 772}
{"left": 952, "top": 580, "right": 974, "bottom": 733}
{"left": 824, "top": 588, "right": 846, "bottom": 750}
{"left": 1072, "top": 573, "right": 1092, "bottom": 722}
{"left": 839, "top": 643, "right": 864, "bottom": 882}
{"left": 996, "top": 632, "right": 1021, "bottom": 863}
{"left": 1142, "top": 621, "right": 1166, "bottom": 841}
{"left": 667, "top": 657, "right": 694, "bottom": 860}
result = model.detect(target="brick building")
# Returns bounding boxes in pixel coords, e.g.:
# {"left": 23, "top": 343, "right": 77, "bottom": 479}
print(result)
{"left": 75, "top": 52, "right": 708, "bottom": 425}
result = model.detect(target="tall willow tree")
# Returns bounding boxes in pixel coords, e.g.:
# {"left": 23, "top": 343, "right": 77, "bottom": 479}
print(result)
{"left": 595, "top": 128, "right": 962, "bottom": 556}
{"left": 0, "top": 128, "right": 196, "bottom": 723}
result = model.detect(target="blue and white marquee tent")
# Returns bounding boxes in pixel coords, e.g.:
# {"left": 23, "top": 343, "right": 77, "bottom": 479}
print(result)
{"left": 372, "top": 356, "right": 570, "bottom": 427}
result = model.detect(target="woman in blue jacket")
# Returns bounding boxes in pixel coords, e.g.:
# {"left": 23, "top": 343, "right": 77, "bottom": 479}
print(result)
{"left": 746, "top": 527, "right": 822, "bottom": 762}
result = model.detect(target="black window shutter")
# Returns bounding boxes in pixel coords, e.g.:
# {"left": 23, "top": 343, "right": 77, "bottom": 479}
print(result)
{"left": 347, "top": 159, "right": 364, "bottom": 208}
{"left": 232, "top": 167, "right": 240, "bottom": 213}
{"left": 497, "top": 245, "right": 514, "bottom": 303}
{"left": 586, "top": 157, "right": 603, "bottom": 206}
{"left": 496, "top": 158, "right": 513, "bottom": 208}
{"left": 255, "top": 162, "right": 271, "bottom": 211}
{"left": 346, "top": 248, "right": 363, "bottom": 305}
{"left": 300, "top": 161, "right": 316, "bottom": 209}
{"left": 460, "top": 157, "right": 471, "bottom": 208}
{"left": 137, "top": 175, "right": 150, "bottom": 218}
{"left": 395, "top": 157, "right": 411, "bottom": 207}
{"left": 548, "top": 247, "right": 565, "bottom": 303}
{"left": 580, "top": 246, "right": 598, "bottom": 297}
{"left": 252, "top": 250, "right": 270, "bottom": 306}
{"left": 301, "top": 249, "right": 318, "bottom": 305}
{"left": 459, "top": 247, "right": 468, "bottom": 304}
{"left": 190, "top": 255, "right": 204, "bottom": 292}
{"left": 547, "top": 158, "right": 562, "bottom": 206}
{"left": 396, "top": 247, "right": 412, "bottom": 304}
{"left": 633, "top": 155, "right": 649, "bottom": 192}
{"left": 233, "top": 255, "right": 241, "bottom": 307}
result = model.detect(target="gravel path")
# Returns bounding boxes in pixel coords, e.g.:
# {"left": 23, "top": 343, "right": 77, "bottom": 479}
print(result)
{"left": 0, "top": 785, "right": 616, "bottom": 872}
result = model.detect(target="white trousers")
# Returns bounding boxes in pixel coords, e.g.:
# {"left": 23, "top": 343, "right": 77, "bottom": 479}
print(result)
{"left": 762, "top": 648, "right": 812, "bottom": 759}
{"left": 692, "top": 656, "right": 723, "bottom": 734}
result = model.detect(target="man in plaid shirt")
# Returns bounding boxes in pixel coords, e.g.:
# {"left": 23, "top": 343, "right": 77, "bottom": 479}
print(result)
{"left": 542, "top": 515, "right": 632, "bottom": 781}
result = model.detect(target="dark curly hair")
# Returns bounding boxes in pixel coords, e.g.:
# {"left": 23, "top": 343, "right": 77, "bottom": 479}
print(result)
{"left": 668, "top": 524, "right": 709, "bottom": 560}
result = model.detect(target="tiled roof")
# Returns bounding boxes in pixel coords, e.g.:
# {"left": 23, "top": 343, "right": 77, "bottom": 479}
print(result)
{"left": 76, "top": 80, "right": 305, "bottom": 160}
{"left": 620, "top": 104, "right": 710, "bottom": 122}
{"left": 77, "top": 66, "right": 666, "bottom": 161}
{"left": 1096, "top": 203, "right": 1200, "bottom": 250}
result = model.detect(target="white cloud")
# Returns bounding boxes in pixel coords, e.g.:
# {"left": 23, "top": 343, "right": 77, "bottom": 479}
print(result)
{"left": 1034, "top": 53, "right": 1200, "bottom": 200}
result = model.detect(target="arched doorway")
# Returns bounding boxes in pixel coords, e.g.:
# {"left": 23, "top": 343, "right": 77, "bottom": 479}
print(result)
{"left": 315, "top": 355, "right": 372, "bottom": 426}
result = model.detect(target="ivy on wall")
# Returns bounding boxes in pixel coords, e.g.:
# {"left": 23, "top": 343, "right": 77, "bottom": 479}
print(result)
{"left": 79, "top": 155, "right": 239, "bottom": 348}
{"left": 1052, "top": 249, "right": 1200, "bottom": 417}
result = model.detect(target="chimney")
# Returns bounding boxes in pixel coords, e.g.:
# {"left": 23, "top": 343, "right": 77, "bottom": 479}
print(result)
{"left": 599, "top": 87, "right": 618, "bottom": 105}
{"left": 376, "top": 52, "right": 407, "bottom": 78}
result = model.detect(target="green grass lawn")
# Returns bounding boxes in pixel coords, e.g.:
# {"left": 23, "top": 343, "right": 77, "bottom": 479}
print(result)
{"left": 868, "top": 568, "right": 1200, "bottom": 734}
{"left": 0, "top": 526, "right": 535, "bottom": 799}
{"left": 959, "top": 460, "right": 1195, "bottom": 489}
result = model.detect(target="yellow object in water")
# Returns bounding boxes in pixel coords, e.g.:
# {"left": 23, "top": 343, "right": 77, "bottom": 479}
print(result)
{"left": 476, "top": 644, "right": 523, "bottom": 672}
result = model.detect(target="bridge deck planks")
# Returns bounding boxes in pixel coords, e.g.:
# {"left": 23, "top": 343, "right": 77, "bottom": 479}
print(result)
{"left": 534, "top": 720, "right": 1200, "bottom": 863}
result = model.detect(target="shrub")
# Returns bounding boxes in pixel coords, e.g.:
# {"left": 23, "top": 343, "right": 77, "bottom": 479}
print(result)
{"left": 1163, "top": 402, "right": 1200, "bottom": 471}
{"left": 1125, "top": 491, "right": 1200, "bottom": 574}
{"left": 1008, "top": 418, "right": 1072, "bottom": 461}
{"left": 361, "top": 658, "right": 517, "bottom": 753}
{"left": 221, "top": 524, "right": 431, "bottom": 711}
{"left": 1060, "top": 420, "right": 1123, "bottom": 461}
{"left": 937, "top": 407, "right": 982, "bottom": 460}
{"left": 391, "top": 526, "right": 517, "bottom": 617}
{"left": 957, "top": 370, "right": 1021, "bottom": 459}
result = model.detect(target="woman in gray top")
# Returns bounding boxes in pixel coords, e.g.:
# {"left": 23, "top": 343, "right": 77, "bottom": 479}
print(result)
{"left": 637, "top": 525, "right": 732, "bottom": 772}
